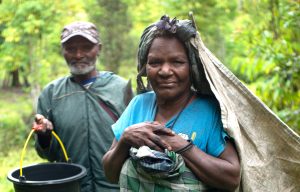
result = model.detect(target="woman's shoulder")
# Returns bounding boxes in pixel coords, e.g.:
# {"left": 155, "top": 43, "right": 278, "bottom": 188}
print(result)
{"left": 127, "top": 91, "right": 156, "bottom": 108}
{"left": 135, "top": 91, "right": 156, "bottom": 101}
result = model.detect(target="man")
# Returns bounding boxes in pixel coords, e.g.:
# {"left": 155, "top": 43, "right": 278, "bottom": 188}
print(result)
{"left": 33, "top": 21, "right": 133, "bottom": 192}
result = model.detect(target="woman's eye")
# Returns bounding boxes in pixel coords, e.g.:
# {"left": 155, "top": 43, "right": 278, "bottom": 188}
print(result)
{"left": 148, "top": 60, "right": 161, "bottom": 66}
{"left": 173, "top": 60, "right": 185, "bottom": 65}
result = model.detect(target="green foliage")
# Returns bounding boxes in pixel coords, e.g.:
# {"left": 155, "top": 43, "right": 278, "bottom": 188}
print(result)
{"left": 0, "top": 89, "right": 34, "bottom": 155}
{"left": 0, "top": 112, "right": 27, "bottom": 153}
{"left": 84, "top": 0, "right": 135, "bottom": 74}
{"left": 0, "top": 89, "right": 45, "bottom": 191}
{"left": 0, "top": 148, "right": 45, "bottom": 192}
{"left": 0, "top": 0, "right": 88, "bottom": 88}
{"left": 227, "top": 0, "right": 300, "bottom": 131}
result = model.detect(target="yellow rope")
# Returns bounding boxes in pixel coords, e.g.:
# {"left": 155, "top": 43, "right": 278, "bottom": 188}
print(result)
{"left": 51, "top": 131, "right": 69, "bottom": 162}
{"left": 19, "top": 130, "right": 69, "bottom": 177}
{"left": 20, "top": 129, "right": 35, "bottom": 176}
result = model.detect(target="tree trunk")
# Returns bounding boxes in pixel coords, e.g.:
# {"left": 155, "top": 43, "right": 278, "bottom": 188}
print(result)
{"left": 11, "top": 69, "right": 21, "bottom": 87}
{"left": 269, "top": 0, "right": 279, "bottom": 39}
{"left": 238, "top": 0, "right": 243, "bottom": 11}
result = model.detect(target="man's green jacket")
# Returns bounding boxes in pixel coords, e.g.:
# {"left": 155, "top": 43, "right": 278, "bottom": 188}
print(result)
{"left": 35, "top": 71, "right": 132, "bottom": 192}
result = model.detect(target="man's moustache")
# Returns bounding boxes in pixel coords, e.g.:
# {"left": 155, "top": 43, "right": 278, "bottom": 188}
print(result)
{"left": 70, "top": 60, "right": 89, "bottom": 65}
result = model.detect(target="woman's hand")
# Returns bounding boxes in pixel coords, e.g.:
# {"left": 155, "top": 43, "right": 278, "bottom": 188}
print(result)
{"left": 120, "top": 122, "right": 175, "bottom": 151}
{"left": 158, "top": 133, "right": 190, "bottom": 151}
{"left": 103, "top": 121, "right": 175, "bottom": 183}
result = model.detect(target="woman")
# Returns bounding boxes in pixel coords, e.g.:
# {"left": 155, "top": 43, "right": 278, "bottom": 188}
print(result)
{"left": 102, "top": 15, "right": 240, "bottom": 191}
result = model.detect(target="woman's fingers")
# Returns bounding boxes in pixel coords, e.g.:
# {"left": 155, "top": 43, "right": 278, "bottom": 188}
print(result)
{"left": 122, "top": 122, "right": 175, "bottom": 151}
{"left": 150, "top": 135, "right": 172, "bottom": 151}
{"left": 152, "top": 124, "right": 175, "bottom": 136}
{"left": 145, "top": 139, "right": 163, "bottom": 151}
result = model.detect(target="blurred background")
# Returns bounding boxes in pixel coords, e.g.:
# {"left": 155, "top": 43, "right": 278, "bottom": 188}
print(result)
{"left": 0, "top": 0, "right": 299, "bottom": 191}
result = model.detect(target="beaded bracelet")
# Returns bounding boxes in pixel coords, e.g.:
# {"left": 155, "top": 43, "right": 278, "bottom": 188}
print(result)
{"left": 175, "top": 139, "right": 194, "bottom": 154}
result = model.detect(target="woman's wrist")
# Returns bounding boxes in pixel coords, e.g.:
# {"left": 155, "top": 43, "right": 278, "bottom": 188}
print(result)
{"left": 175, "top": 139, "right": 194, "bottom": 154}
{"left": 119, "top": 137, "right": 132, "bottom": 151}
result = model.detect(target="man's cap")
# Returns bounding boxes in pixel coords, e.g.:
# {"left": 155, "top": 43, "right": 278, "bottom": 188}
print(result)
{"left": 61, "top": 21, "right": 100, "bottom": 44}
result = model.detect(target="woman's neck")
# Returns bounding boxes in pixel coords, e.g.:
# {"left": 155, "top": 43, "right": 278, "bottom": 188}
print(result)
{"left": 155, "top": 91, "right": 194, "bottom": 125}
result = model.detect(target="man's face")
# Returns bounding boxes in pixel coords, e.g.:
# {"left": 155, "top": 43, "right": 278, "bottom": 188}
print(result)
{"left": 62, "top": 36, "right": 99, "bottom": 75}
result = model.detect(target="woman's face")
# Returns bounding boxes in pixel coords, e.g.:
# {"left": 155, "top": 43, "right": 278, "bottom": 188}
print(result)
{"left": 146, "top": 37, "right": 191, "bottom": 102}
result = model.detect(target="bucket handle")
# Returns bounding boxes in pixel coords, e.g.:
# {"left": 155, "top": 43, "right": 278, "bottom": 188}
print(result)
{"left": 19, "top": 129, "right": 69, "bottom": 177}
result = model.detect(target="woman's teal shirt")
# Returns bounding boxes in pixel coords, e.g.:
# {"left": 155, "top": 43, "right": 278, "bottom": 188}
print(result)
{"left": 113, "top": 91, "right": 227, "bottom": 157}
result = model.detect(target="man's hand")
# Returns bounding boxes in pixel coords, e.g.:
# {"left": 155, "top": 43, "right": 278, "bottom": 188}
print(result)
{"left": 32, "top": 114, "right": 53, "bottom": 135}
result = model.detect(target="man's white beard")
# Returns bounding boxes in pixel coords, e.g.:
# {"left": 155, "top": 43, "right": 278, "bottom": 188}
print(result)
{"left": 68, "top": 60, "right": 96, "bottom": 75}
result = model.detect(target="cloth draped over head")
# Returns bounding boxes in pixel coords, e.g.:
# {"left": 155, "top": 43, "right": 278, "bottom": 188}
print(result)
{"left": 136, "top": 14, "right": 300, "bottom": 191}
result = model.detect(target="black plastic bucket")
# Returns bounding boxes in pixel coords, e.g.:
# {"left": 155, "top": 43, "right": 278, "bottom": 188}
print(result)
{"left": 7, "top": 162, "right": 86, "bottom": 192}
{"left": 7, "top": 130, "right": 87, "bottom": 192}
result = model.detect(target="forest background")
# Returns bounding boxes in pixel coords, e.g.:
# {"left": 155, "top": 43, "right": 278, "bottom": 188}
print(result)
{"left": 0, "top": 0, "right": 299, "bottom": 191}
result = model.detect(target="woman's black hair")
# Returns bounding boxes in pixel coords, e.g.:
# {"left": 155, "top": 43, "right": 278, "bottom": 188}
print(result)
{"left": 137, "top": 15, "right": 207, "bottom": 94}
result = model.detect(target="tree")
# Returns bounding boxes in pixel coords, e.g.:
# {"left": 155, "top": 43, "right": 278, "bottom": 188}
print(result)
{"left": 0, "top": 1, "right": 56, "bottom": 87}
{"left": 86, "top": 0, "right": 133, "bottom": 73}
{"left": 0, "top": 1, "right": 88, "bottom": 88}
{"left": 228, "top": 0, "right": 300, "bottom": 131}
